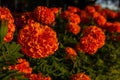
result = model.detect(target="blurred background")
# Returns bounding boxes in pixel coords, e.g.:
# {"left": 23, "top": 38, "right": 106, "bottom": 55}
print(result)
{"left": 0, "top": 0, "right": 120, "bottom": 12}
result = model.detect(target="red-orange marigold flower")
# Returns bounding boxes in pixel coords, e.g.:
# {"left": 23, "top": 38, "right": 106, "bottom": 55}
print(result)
{"left": 61, "top": 11, "right": 81, "bottom": 24}
{"left": 76, "top": 36, "right": 98, "bottom": 54}
{"left": 18, "top": 22, "right": 59, "bottom": 58}
{"left": 65, "top": 47, "right": 77, "bottom": 59}
{"left": 83, "top": 26, "right": 106, "bottom": 48}
{"left": 34, "top": 6, "right": 55, "bottom": 25}
{"left": 85, "top": 6, "right": 96, "bottom": 16}
{"left": 104, "top": 22, "right": 120, "bottom": 33}
{"left": 68, "top": 13, "right": 81, "bottom": 24}
{"left": 99, "top": 9, "right": 108, "bottom": 19}
{"left": 9, "top": 58, "right": 32, "bottom": 74}
{"left": 25, "top": 73, "right": 51, "bottom": 80}
{"left": 66, "top": 22, "right": 81, "bottom": 35}
{"left": 0, "top": 7, "right": 15, "bottom": 42}
{"left": 79, "top": 10, "right": 90, "bottom": 23}
{"left": 67, "top": 6, "right": 81, "bottom": 13}
{"left": 50, "top": 7, "right": 61, "bottom": 15}
{"left": 107, "top": 10, "right": 118, "bottom": 19}
{"left": 94, "top": 5, "right": 101, "bottom": 11}
{"left": 70, "top": 73, "right": 91, "bottom": 80}
{"left": 93, "top": 12, "right": 107, "bottom": 27}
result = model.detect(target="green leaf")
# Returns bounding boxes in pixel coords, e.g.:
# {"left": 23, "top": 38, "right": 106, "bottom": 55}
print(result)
{"left": 0, "top": 20, "right": 8, "bottom": 44}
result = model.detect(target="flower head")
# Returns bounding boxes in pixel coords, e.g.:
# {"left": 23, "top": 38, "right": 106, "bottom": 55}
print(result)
{"left": 50, "top": 7, "right": 61, "bottom": 15}
{"left": 61, "top": 11, "right": 81, "bottom": 24}
{"left": 25, "top": 73, "right": 51, "bottom": 80}
{"left": 0, "top": 7, "right": 15, "bottom": 42}
{"left": 76, "top": 26, "right": 106, "bottom": 54}
{"left": 104, "top": 22, "right": 120, "bottom": 33}
{"left": 34, "top": 6, "right": 55, "bottom": 25}
{"left": 65, "top": 47, "right": 77, "bottom": 59}
{"left": 76, "top": 36, "right": 98, "bottom": 54}
{"left": 66, "top": 22, "right": 81, "bottom": 35}
{"left": 9, "top": 58, "right": 32, "bottom": 74}
{"left": 18, "top": 22, "right": 59, "bottom": 58}
{"left": 79, "top": 10, "right": 90, "bottom": 23}
{"left": 93, "top": 12, "right": 107, "bottom": 27}
{"left": 70, "top": 73, "right": 91, "bottom": 80}
{"left": 67, "top": 6, "right": 80, "bottom": 13}
{"left": 83, "top": 26, "right": 106, "bottom": 48}
{"left": 85, "top": 6, "right": 96, "bottom": 16}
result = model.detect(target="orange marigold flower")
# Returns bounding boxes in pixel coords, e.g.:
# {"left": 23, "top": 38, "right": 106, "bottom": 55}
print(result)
{"left": 18, "top": 22, "right": 59, "bottom": 58}
{"left": 107, "top": 10, "right": 118, "bottom": 19}
{"left": 34, "top": 6, "right": 55, "bottom": 25}
{"left": 83, "top": 26, "right": 106, "bottom": 48}
{"left": 112, "top": 22, "right": 120, "bottom": 33}
{"left": 104, "top": 22, "right": 113, "bottom": 32}
{"left": 93, "top": 12, "right": 107, "bottom": 27}
{"left": 25, "top": 73, "right": 51, "bottom": 80}
{"left": 68, "top": 13, "right": 81, "bottom": 24}
{"left": 65, "top": 47, "right": 77, "bottom": 59}
{"left": 85, "top": 6, "right": 96, "bottom": 16}
{"left": 70, "top": 73, "right": 91, "bottom": 80}
{"left": 0, "top": 7, "right": 15, "bottom": 42}
{"left": 61, "top": 11, "right": 70, "bottom": 19}
{"left": 94, "top": 5, "right": 101, "bottom": 11}
{"left": 50, "top": 7, "right": 61, "bottom": 15}
{"left": 0, "top": 7, "right": 14, "bottom": 23}
{"left": 79, "top": 10, "right": 90, "bottom": 23}
{"left": 9, "top": 58, "right": 32, "bottom": 74}
{"left": 104, "top": 22, "right": 120, "bottom": 33}
{"left": 61, "top": 11, "right": 81, "bottom": 24}
{"left": 67, "top": 6, "right": 81, "bottom": 13}
{"left": 76, "top": 36, "right": 98, "bottom": 54}
{"left": 66, "top": 22, "right": 81, "bottom": 35}
{"left": 99, "top": 9, "right": 108, "bottom": 19}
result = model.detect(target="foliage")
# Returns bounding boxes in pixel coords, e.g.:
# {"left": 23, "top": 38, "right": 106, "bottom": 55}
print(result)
{"left": 0, "top": 20, "right": 27, "bottom": 80}
{"left": 1, "top": 5, "right": 120, "bottom": 80}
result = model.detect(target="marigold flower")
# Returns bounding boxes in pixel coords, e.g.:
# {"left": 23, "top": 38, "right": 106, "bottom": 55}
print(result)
{"left": 104, "top": 22, "right": 120, "bottom": 33}
{"left": 70, "top": 73, "right": 91, "bottom": 80}
{"left": 107, "top": 10, "right": 118, "bottom": 19}
{"left": 93, "top": 12, "right": 107, "bottom": 27}
{"left": 61, "top": 11, "right": 81, "bottom": 24}
{"left": 0, "top": 7, "right": 14, "bottom": 23}
{"left": 25, "top": 73, "right": 51, "bottom": 80}
{"left": 85, "top": 6, "right": 96, "bottom": 16}
{"left": 0, "top": 7, "right": 15, "bottom": 42}
{"left": 65, "top": 47, "right": 77, "bottom": 59}
{"left": 83, "top": 26, "right": 106, "bottom": 48}
{"left": 18, "top": 22, "right": 59, "bottom": 58}
{"left": 76, "top": 26, "right": 106, "bottom": 54}
{"left": 50, "top": 7, "right": 61, "bottom": 15}
{"left": 79, "top": 10, "right": 90, "bottom": 23}
{"left": 76, "top": 36, "right": 99, "bottom": 54}
{"left": 9, "top": 58, "right": 32, "bottom": 74}
{"left": 112, "top": 22, "right": 120, "bottom": 33}
{"left": 67, "top": 6, "right": 81, "bottom": 13}
{"left": 68, "top": 13, "right": 81, "bottom": 24}
{"left": 66, "top": 22, "right": 81, "bottom": 35}
{"left": 34, "top": 6, "right": 55, "bottom": 25}
{"left": 94, "top": 5, "right": 101, "bottom": 11}
{"left": 61, "top": 11, "right": 70, "bottom": 19}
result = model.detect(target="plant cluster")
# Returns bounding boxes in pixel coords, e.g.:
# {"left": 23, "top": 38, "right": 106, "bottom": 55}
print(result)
{"left": 0, "top": 5, "right": 120, "bottom": 80}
